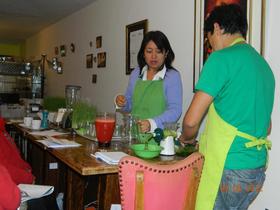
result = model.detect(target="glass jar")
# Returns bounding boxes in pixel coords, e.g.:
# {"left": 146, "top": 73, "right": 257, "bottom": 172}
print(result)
{"left": 122, "top": 114, "right": 139, "bottom": 144}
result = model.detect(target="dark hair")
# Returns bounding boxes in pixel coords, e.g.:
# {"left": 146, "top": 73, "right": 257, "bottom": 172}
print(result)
{"left": 137, "top": 30, "right": 175, "bottom": 71}
{"left": 204, "top": 4, "right": 248, "bottom": 38}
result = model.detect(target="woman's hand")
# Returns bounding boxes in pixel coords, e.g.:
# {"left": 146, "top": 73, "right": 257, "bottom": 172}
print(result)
{"left": 116, "top": 95, "right": 126, "bottom": 107}
{"left": 138, "top": 120, "right": 151, "bottom": 133}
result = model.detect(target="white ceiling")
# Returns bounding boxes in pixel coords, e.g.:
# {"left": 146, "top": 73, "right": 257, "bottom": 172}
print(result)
{"left": 0, "top": 0, "right": 97, "bottom": 43}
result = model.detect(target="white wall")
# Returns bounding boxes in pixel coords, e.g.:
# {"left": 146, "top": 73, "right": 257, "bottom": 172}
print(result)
{"left": 25, "top": 0, "right": 194, "bottom": 114}
{"left": 25, "top": 0, "right": 279, "bottom": 209}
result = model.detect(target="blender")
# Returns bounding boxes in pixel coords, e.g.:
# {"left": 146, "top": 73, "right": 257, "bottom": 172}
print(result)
{"left": 160, "top": 122, "right": 178, "bottom": 155}
{"left": 65, "top": 85, "right": 81, "bottom": 110}
{"left": 61, "top": 85, "right": 81, "bottom": 128}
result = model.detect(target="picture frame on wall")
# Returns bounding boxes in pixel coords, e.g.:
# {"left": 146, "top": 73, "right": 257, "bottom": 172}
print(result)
{"left": 125, "top": 19, "right": 148, "bottom": 75}
{"left": 86, "top": 54, "right": 93, "bottom": 68}
{"left": 193, "top": 0, "right": 265, "bottom": 91}
{"left": 96, "top": 36, "right": 102, "bottom": 48}
{"left": 60, "top": 45, "right": 66, "bottom": 57}
{"left": 97, "top": 52, "right": 106, "bottom": 68}
{"left": 70, "top": 43, "right": 75, "bottom": 53}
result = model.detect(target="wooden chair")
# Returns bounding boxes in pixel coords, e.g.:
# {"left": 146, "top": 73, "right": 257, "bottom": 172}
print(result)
{"left": 118, "top": 152, "right": 204, "bottom": 210}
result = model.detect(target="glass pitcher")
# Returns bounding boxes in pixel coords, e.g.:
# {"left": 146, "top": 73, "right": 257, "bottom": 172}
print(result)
{"left": 65, "top": 85, "right": 81, "bottom": 110}
{"left": 122, "top": 114, "right": 139, "bottom": 144}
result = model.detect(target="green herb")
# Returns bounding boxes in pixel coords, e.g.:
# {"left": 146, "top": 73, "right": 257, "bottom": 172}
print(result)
{"left": 43, "top": 97, "right": 66, "bottom": 111}
{"left": 175, "top": 144, "right": 197, "bottom": 157}
{"left": 163, "top": 129, "right": 177, "bottom": 138}
{"left": 71, "top": 101, "right": 96, "bottom": 129}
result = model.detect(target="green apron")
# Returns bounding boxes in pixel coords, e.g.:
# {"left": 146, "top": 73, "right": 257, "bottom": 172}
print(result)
{"left": 195, "top": 103, "right": 271, "bottom": 210}
{"left": 131, "top": 79, "right": 166, "bottom": 142}
{"left": 132, "top": 79, "right": 166, "bottom": 119}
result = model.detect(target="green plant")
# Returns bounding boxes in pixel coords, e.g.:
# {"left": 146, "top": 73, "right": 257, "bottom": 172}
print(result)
{"left": 175, "top": 144, "right": 197, "bottom": 157}
{"left": 71, "top": 101, "right": 96, "bottom": 129}
{"left": 43, "top": 96, "right": 66, "bottom": 111}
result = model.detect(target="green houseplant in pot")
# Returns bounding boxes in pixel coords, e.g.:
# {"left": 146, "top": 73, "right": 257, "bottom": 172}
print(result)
{"left": 71, "top": 100, "right": 96, "bottom": 136}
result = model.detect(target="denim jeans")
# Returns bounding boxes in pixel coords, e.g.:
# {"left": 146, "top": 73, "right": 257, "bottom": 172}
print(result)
{"left": 213, "top": 167, "right": 266, "bottom": 210}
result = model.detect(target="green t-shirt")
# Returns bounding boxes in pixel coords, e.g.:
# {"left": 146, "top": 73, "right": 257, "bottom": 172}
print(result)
{"left": 196, "top": 43, "right": 275, "bottom": 169}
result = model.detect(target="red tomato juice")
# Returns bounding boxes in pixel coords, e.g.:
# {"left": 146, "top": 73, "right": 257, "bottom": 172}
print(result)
{"left": 95, "top": 118, "right": 116, "bottom": 143}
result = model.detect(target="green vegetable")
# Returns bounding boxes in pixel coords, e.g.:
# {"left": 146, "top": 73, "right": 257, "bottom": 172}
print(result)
{"left": 71, "top": 101, "right": 96, "bottom": 129}
{"left": 175, "top": 144, "right": 197, "bottom": 157}
{"left": 76, "top": 128, "right": 87, "bottom": 136}
{"left": 163, "top": 129, "right": 177, "bottom": 138}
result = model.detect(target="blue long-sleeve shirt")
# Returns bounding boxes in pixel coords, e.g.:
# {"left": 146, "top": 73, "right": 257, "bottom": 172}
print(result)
{"left": 123, "top": 66, "right": 183, "bottom": 129}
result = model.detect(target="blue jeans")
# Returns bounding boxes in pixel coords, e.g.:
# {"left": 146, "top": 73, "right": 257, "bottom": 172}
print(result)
{"left": 213, "top": 167, "right": 266, "bottom": 210}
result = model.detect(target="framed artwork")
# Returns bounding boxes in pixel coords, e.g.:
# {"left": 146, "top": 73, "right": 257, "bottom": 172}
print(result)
{"left": 96, "top": 36, "right": 102, "bottom": 48}
{"left": 70, "top": 43, "right": 75, "bottom": 53}
{"left": 193, "top": 0, "right": 265, "bottom": 91}
{"left": 97, "top": 52, "right": 106, "bottom": 68}
{"left": 60, "top": 45, "right": 66, "bottom": 57}
{"left": 92, "top": 74, "right": 97, "bottom": 83}
{"left": 125, "top": 19, "right": 148, "bottom": 75}
{"left": 86, "top": 54, "right": 93, "bottom": 68}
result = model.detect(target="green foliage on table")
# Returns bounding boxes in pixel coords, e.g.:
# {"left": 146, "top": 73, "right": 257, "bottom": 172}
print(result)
{"left": 71, "top": 101, "right": 96, "bottom": 129}
{"left": 43, "top": 96, "right": 66, "bottom": 111}
{"left": 175, "top": 144, "right": 197, "bottom": 157}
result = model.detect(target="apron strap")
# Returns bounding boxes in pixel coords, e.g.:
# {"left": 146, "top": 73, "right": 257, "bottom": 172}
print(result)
{"left": 236, "top": 130, "right": 272, "bottom": 150}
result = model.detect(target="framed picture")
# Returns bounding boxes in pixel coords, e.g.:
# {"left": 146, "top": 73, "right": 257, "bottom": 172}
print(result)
{"left": 86, "top": 54, "right": 93, "bottom": 68}
{"left": 92, "top": 74, "right": 97, "bottom": 83}
{"left": 60, "top": 45, "right": 66, "bottom": 57}
{"left": 70, "top": 43, "right": 75, "bottom": 53}
{"left": 97, "top": 52, "right": 106, "bottom": 68}
{"left": 126, "top": 19, "right": 148, "bottom": 75}
{"left": 193, "top": 0, "right": 265, "bottom": 91}
{"left": 96, "top": 36, "right": 102, "bottom": 48}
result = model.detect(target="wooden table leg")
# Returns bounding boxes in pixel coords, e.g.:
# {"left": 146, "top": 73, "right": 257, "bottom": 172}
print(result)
{"left": 65, "top": 168, "right": 86, "bottom": 210}
{"left": 65, "top": 170, "right": 121, "bottom": 210}
{"left": 97, "top": 173, "right": 121, "bottom": 210}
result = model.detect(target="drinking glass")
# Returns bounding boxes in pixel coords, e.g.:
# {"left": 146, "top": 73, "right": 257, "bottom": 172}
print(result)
{"left": 95, "top": 112, "right": 116, "bottom": 147}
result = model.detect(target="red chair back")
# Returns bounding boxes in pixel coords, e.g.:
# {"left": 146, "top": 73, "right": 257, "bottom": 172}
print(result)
{"left": 118, "top": 152, "right": 204, "bottom": 210}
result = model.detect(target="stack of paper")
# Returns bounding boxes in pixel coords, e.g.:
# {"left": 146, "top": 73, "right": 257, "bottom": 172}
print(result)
{"left": 30, "top": 129, "right": 68, "bottom": 136}
{"left": 94, "top": 152, "right": 128, "bottom": 165}
{"left": 38, "top": 136, "right": 81, "bottom": 148}
{"left": 18, "top": 184, "right": 54, "bottom": 203}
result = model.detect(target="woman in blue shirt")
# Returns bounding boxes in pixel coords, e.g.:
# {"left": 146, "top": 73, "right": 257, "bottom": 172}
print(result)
{"left": 116, "top": 31, "right": 182, "bottom": 133}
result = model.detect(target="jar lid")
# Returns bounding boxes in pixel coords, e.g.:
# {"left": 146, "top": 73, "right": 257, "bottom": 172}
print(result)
{"left": 65, "top": 85, "right": 81, "bottom": 90}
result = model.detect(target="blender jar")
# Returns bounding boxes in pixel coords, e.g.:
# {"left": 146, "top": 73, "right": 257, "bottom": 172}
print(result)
{"left": 65, "top": 85, "right": 81, "bottom": 110}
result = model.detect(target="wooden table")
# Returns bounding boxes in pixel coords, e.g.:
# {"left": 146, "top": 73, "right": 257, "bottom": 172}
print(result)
{"left": 10, "top": 123, "right": 183, "bottom": 210}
